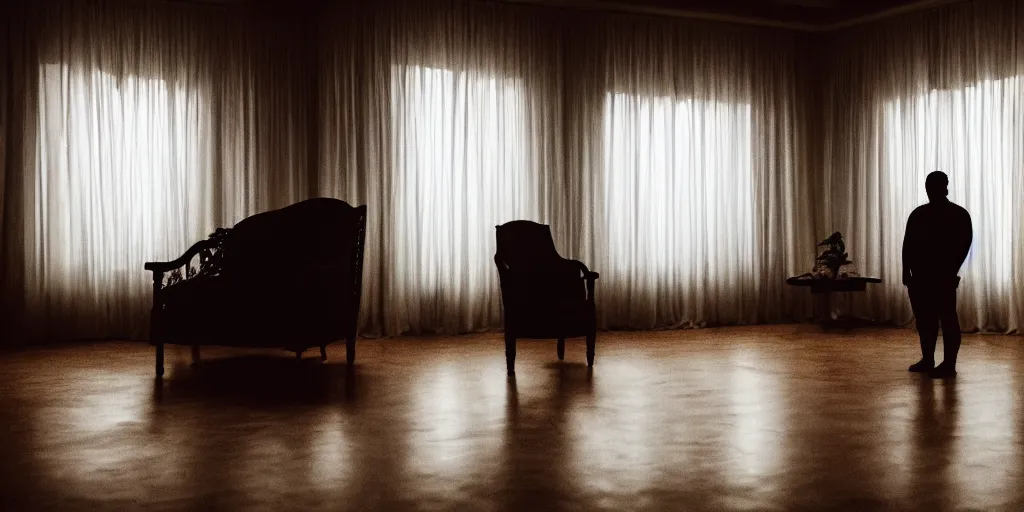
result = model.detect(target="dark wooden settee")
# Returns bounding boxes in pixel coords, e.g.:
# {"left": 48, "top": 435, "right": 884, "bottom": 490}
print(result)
{"left": 145, "top": 198, "right": 367, "bottom": 376}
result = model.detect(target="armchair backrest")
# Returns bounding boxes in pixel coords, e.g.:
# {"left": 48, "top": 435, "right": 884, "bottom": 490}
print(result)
{"left": 494, "top": 220, "right": 561, "bottom": 272}
{"left": 495, "top": 220, "right": 585, "bottom": 303}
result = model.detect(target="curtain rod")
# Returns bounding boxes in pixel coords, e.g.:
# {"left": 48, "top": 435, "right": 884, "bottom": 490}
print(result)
{"left": 823, "top": 0, "right": 961, "bottom": 31}
{"left": 493, "top": 0, "right": 965, "bottom": 32}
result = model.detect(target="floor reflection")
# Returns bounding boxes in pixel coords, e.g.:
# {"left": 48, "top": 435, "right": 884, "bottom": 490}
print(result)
{"left": 568, "top": 360, "right": 657, "bottom": 507}
{"left": 2, "top": 329, "right": 1024, "bottom": 510}
{"left": 728, "top": 354, "right": 782, "bottom": 480}
{"left": 159, "top": 355, "right": 365, "bottom": 407}
{"left": 909, "top": 376, "right": 958, "bottom": 510}
{"left": 949, "top": 364, "right": 1018, "bottom": 509}
{"left": 406, "top": 361, "right": 505, "bottom": 500}
{"left": 499, "top": 360, "right": 593, "bottom": 509}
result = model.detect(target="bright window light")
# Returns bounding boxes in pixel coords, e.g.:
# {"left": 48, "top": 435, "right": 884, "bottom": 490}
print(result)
{"left": 601, "top": 92, "right": 755, "bottom": 286}
{"left": 35, "top": 64, "right": 205, "bottom": 292}
{"left": 882, "top": 78, "right": 1017, "bottom": 295}
{"left": 390, "top": 65, "right": 531, "bottom": 327}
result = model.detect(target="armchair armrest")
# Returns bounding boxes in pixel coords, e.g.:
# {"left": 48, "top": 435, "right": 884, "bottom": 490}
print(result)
{"left": 568, "top": 259, "right": 599, "bottom": 280}
{"left": 567, "top": 259, "right": 599, "bottom": 301}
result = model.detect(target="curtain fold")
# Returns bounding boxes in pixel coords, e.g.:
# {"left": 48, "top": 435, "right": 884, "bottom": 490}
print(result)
{"left": 318, "top": 1, "right": 814, "bottom": 335}
{"left": 4, "top": 0, "right": 1023, "bottom": 343}
{"left": 562, "top": 15, "right": 816, "bottom": 329}
{"left": 3, "top": 0, "right": 318, "bottom": 342}
{"left": 824, "top": 0, "right": 1024, "bottom": 332}
{"left": 1, "top": 2, "right": 39, "bottom": 345}
{"left": 318, "top": 0, "right": 565, "bottom": 335}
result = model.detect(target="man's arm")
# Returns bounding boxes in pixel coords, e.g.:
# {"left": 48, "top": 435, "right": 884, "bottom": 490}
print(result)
{"left": 902, "top": 212, "right": 915, "bottom": 286}
{"left": 956, "top": 210, "right": 973, "bottom": 270}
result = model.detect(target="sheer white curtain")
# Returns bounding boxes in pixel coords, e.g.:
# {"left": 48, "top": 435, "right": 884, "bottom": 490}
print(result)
{"left": 25, "top": 0, "right": 1024, "bottom": 341}
{"left": 319, "top": 4, "right": 814, "bottom": 335}
{"left": 390, "top": 65, "right": 535, "bottom": 333}
{"left": 600, "top": 93, "right": 757, "bottom": 327}
{"left": 5, "top": 0, "right": 316, "bottom": 342}
{"left": 566, "top": 18, "right": 815, "bottom": 330}
{"left": 32, "top": 62, "right": 211, "bottom": 336}
{"left": 825, "top": 0, "right": 1024, "bottom": 332}
{"left": 319, "top": 1, "right": 562, "bottom": 336}
{"left": 5, "top": 0, "right": 815, "bottom": 341}
{"left": 881, "top": 80, "right": 1023, "bottom": 330}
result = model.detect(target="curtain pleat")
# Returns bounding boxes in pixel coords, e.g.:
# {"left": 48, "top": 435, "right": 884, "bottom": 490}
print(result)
{"left": 1, "top": 2, "right": 40, "bottom": 345}
{"left": 318, "top": 1, "right": 565, "bottom": 335}
{"left": 3, "top": 0, "right": 318, "bottom": 342}
{"left": 3, "top": 0, "right": 1023, "bottom": 343}
{"left": 560, "top": 15, "right": 815, "bottom": 329}
{"left": 319, "top": 2, "right": 814, "bottom": 335}
{"left": 825, "top": 0, "right": 1024, "bottom": 333}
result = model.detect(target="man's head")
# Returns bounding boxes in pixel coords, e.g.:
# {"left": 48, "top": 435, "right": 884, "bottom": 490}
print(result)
{"left": 925, "top": 171, "right": 949, "bottom": 202}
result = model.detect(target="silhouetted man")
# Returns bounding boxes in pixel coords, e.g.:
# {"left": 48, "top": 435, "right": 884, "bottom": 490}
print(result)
{"left": 903, "top": 171, "right": 972, "bottom": 379}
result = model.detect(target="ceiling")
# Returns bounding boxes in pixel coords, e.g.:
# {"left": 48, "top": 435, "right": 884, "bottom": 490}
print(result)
{"left": 502, "top": 0, "right": 954, "bottom": 30}
{"left": 182, "top": 0, "right": 957, "bottom": 30}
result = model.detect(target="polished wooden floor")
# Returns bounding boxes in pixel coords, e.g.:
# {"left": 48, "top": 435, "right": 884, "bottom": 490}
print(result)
{"left": 1, "top": 325, "right": 1023, "bottom": 511}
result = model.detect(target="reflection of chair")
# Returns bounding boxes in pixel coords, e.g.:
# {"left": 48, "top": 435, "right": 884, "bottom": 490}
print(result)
{"left": 494, "top": 221, "right": 599, "bottom": 375}
{"left": 145, "top": 198, "right": 367, "bottom": 377}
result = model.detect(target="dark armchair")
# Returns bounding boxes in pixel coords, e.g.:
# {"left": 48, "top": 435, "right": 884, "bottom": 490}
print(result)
{"left": 145, "top": 198, "right": 367, "bottom": 376}
{"left": 494, "top": 220, "right": 599, "bottom": 375}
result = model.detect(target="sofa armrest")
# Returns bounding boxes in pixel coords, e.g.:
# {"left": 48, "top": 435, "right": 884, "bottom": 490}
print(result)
{"left": 144, "top": 240, "right": 211, "bottom": 273}
{"left": 145, "top": 229, "right": 231, "bottom": 305}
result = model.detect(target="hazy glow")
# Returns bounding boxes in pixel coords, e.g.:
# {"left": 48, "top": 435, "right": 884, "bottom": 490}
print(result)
{"left": 569, "top": 362, "right": 655, "bottom": 498}
{"left": 951, "top": 364, "right": 1017, "bottom": 508}
{"left": 883, "top": 79, "right": 1017, "bottom": 296}
{"left": 38, "top": 370, "right": 160, "bottom": 493}
{"left": 34, "top": 64, "right": 206, "bottom": 303}
{"left": 602, "top": 93, "right": 755, "bottom": 284}
{"left": 880, "top": 386, "right": 912, "bottom": 492}
{"left": 407, "top": 363, "right": 480, "bottom": 483}
{"left": 391, "top": 65, "right": 531, "bottom": 323}
{"left": 310, "top": 411, "right": 354, "bottom": 489}
{"left": 728, "top": 354, "right": 780, "bottom": 478}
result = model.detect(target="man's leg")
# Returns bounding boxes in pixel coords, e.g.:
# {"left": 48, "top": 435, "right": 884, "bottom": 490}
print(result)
{"left": 932, "top": 283, "right": 961, "bottom": 377}
{"left": 908, "top": 285, "right": 939, "bottom": 371}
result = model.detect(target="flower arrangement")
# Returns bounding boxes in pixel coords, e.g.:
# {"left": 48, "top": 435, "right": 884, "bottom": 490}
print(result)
{"left": 812, "top": 232, "right": 853, "bottom": 279}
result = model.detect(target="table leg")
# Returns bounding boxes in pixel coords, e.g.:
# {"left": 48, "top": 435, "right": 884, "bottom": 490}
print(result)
{"left": 822, "top": 292, "right": 832, "bottom": 331}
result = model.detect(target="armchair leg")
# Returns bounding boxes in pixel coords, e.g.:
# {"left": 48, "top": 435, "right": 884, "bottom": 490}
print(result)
{"left": 346, "top": 337, "right": 356, "bottom": 365}
{"left": 191, "top": 345, "right": 201, "bottom": 364}
{"left": 320, "top": 345, "right": 328, "bottom": 361}
{"left": 155, "top": 344, "right": 165, "bottom": 377}
{"left": 505, "top": 334, "right": 516, "bottom": 375}
{"left": 586, "top": 333, "right": 596, "bottom": 368}
{"left": 557, "top": 338, "right": 565, "bottom": 360}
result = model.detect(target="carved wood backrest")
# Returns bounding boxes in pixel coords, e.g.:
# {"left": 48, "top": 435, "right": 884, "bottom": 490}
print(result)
{"left": 222, "top": 198, "right": 367, "bottom": 300}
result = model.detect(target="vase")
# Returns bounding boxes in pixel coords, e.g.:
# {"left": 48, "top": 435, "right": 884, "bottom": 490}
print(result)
{"left": 827, "top": 263, "right": 842, "bottom": 279}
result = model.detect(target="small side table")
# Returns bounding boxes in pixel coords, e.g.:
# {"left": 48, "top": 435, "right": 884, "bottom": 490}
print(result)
{"left": 786, "top": 275, "right": 882, "bottom": 330}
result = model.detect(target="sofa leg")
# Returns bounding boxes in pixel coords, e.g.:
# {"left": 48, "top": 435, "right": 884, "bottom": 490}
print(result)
{"left": 505, "top": 334, "right": 516, "bottom": 375}
{"left": 586, "top": 333, "right": 596, "bottom": 368}
{"left": 320, "top": 345, "right": 328, "bottom": 361}
{"left": 191, "top": 345, "right": 200, "bottom": 364}
{"left": 155, "top": 344, "right": 165, "bottom": 377}
{"left": 557, "top": 338, "right": 565, "bottom": 360}
{"left": 346, "top": 337, "right": 356, "bottom": 365}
